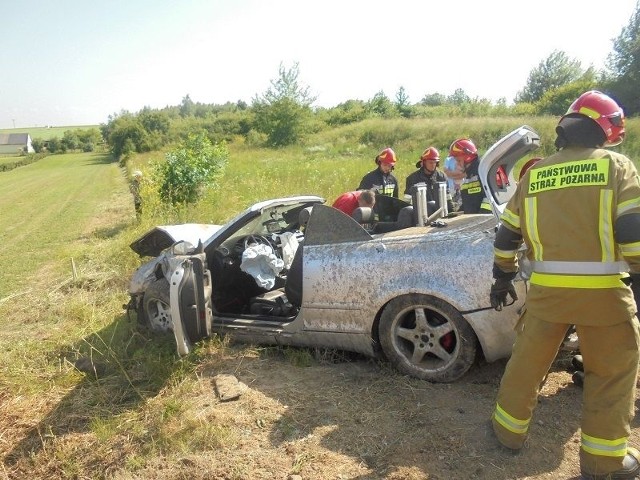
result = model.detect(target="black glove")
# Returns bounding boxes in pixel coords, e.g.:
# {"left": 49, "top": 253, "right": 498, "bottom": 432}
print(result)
{"left": 490, "top": 277, "right": 518, "bottom": 311}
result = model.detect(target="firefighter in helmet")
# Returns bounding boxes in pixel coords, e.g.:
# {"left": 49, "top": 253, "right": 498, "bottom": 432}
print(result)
{"left": 449, "top": 138, "right": 491, "bottom": 213}
{"left": 489, "top": 90, "right": 640, "bottom": 479}
{"left": 404, "top": 147, "right": 453, "bottom": 213}
{"left": 358, "top": 147, "right": 399, "bottom": 198}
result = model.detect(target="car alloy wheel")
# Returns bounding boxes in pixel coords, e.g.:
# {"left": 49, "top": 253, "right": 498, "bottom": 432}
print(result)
{"left": 379, "top": 294, "right": 478, "bottom": 382}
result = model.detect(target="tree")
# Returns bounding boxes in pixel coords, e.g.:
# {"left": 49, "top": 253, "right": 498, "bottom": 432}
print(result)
{"left": 252, "top": 62, "right": 317, "bottom": 146}
{"left": 155, "top": 132, "right": 228, "bottom": 205}
{"left": 325, "top": 99, "right": 368, "bottom": 126}
{"left": 104, "top": 114, "right": 149, "bottom": 160}
{"left": 515, "top": 50, "right": 584, "bottom": 103}
{"left": 180, "top": 94, "right": 195, "bottom": 117}
{"left": 395, "top": 86, "right": 413, "bottom": 118}
{"left": 448, "top": 88, "right": 471, "bottom": 105}
{"left": 61, "top": 130, "right": 80, "bottom": 151}
{"left": 536, "top": 79, "right": 597, "bottom": 115}
{"left": 46, "top": 137, "right": 62, "bottom": 153}
{"left": 419, "top": 93, "right": 446, "bottom": 106}
{"left": 77, "top": 128, "right": 102, "bottom": 151}
{"left": 31, "top": 138, "right": 44, "bottom": 153}
{"left": 139, "top": 109, "right": 170, "bottom": 135}
{"left": 605, "top": 2, "right": 640, "bottom": 114}
{"left": 366, "top": 91, "right": 396, "bottom": 117}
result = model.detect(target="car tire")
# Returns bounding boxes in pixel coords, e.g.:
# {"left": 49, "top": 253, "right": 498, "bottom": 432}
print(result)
{"left": 379, "top": 294, "right": 478, "bottom": 383}
{"left": 141, "top": 279, "right": 173, "bottom": 333}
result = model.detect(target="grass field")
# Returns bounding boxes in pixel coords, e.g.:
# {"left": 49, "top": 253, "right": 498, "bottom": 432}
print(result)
{"left": 3, "top": 118, "right": 640, "bottom": 479}
{"left": 0, "top": 125, "right": 99, "bottom": 140}
{"left": 0, "top": 152, "right": 134, "bottom": 298}
{"left": 0, "top": 151, "right": 170, "bottom": 478}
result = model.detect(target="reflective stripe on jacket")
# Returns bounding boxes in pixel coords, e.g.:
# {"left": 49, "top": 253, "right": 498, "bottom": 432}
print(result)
{"left": 358, "top": 169, "right": 399, "bottom": 198}
{"left": 460, "top": 176, "right": 491, "bottom": 213}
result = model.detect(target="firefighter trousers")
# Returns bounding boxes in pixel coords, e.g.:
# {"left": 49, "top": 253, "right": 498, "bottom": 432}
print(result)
{"left": 492, "top": 312, "right": 640, "bottom": 476}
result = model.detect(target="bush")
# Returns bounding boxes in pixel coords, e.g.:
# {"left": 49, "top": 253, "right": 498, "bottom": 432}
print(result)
{"left": 0, "top": 152, "right": 48, "bottom": 172}
{"left": 154, "top": 132, "right": 228, "bottom": 205}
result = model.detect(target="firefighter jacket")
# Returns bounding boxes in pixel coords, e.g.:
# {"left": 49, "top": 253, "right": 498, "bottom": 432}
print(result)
{"left": 495, "top": 146, "right": 640, "bottom": 326}
{"left": 460, "top": 159, "right": 491, "bottom": 213}
{"left": 358, "top": 169, "right": 399, "bottom": 198}
{"left": 404, "top": 168, "right": 454, "bottom": 212}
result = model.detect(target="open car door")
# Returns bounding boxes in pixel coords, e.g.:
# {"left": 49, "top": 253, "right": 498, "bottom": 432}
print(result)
{"left": 478, "top": 125, "right": 542, "bottom": 220}
{"left": 168, "top": 241, "right": 213, "bottom": 355}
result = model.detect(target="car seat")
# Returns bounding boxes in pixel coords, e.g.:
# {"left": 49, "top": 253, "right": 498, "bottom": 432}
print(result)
{"left": 373, "top": 205, "right": 415, "bottom": 233}
{"left": 351, "top": 207, "right": 374, "bottom": 224}
{"left": 248, "top": 208, "right": 308, "bottom": 316}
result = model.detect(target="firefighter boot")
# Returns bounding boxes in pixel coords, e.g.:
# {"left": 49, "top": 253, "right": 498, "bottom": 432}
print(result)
{"left": 475, "top": 420, "right": 522, "bottom": 456}
{"left": 581, "top": 447, "right": 640, "bottom": 479}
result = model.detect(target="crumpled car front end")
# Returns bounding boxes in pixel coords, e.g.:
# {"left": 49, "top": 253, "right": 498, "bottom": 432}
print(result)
{"left": 126, "top": 240, "right": 213, "bottom": 356}
{"left": 126, "top": 223, "right": 221, "bottom": 351}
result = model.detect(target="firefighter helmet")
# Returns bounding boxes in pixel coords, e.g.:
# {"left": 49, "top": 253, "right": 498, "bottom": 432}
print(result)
{"left": 417, "top": 147, "right": 440, "bottom": 168}
{"left": 449, "top": 138, "right": 478, "bottom": 164}
{"left": 376, "top": 147, "right": 397, "bottom": 166}
{"left": 563, "top": 90, "right": 625, "bottom": 147}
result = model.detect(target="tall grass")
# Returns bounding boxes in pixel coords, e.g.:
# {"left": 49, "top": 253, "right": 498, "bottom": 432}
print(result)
{"left": 135, "top": 116, "right": 640, "bottom": 225}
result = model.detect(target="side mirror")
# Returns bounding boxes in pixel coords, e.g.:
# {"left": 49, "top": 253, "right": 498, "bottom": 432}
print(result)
{"left": 172, "top": 240, "right": 196, "bottom": 256}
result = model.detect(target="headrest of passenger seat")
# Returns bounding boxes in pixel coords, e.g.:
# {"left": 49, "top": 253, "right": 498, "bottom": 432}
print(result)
{"left": 352, "top": 207, "right": 374, "bottom": 223}
{"left": 299, "top": 206, "right": 313, "bottom": 226}
{"left": 397, "top": 206, "right": 414, "bottom": 229}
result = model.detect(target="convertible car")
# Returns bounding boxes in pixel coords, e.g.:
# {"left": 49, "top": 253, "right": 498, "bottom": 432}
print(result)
{"left": 126, "top": 125, "right": 542, "bottom": 382}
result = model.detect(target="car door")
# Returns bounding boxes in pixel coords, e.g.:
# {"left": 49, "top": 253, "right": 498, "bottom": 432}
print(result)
{"left": 478, "top": 125, "right": 542, "bottom": 281}
{"left": 167, "top": 243, "right": 212, "bottom": 355}
{"left": 300, "top": 204, "right": 378, "bottom": 333}
{"left": 478, "top": 125, "right": 542, "bottom": 220}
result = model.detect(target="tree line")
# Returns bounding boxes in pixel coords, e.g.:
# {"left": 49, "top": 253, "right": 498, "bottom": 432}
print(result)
{"left": 75, "top": 2, "right": 640, "bottom": 158}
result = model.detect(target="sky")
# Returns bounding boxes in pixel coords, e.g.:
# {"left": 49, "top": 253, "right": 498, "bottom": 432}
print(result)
{"left": 1, "top": 0, "right": 638, "bottom": 129}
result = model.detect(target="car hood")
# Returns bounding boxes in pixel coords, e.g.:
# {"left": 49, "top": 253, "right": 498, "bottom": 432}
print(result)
{"left": 130, "top": 223, "right": 223, "bottom": 257}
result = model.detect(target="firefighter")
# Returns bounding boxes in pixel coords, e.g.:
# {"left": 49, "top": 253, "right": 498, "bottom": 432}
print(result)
{"left": 404, "top": 147, "right": 454, "bottom": 213}
{"left": 449, "top": 138, "right": 491, "bottom": 213}
{"left": 358, "top": 147, "right": 399, "bottom": 198}
{"left": 489, "top": 90, "right": 640, "bottom": 479}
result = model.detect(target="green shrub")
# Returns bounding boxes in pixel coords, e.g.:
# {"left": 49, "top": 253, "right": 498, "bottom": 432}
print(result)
{"left": 153, "top": 132, "right": 228, "bottom": 205}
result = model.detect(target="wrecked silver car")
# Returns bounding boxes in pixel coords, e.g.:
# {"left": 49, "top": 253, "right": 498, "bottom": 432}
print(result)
{"left": 126, "top": 125, "right": 542, "bottom": 382}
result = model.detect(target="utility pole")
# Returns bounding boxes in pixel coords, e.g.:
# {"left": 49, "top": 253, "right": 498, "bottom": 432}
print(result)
{"left": 12, "top": 119, "right": 15, "bottom": 128}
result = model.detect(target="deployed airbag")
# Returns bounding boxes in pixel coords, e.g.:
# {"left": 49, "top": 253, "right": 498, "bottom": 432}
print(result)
{"left": 240, "top": 244, "right": 284, "bottom": 289}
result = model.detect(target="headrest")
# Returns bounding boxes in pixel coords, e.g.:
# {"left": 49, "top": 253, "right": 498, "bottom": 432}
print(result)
{"left": 299, "top": 207, "right": 313, "bottom": 226}
{"left": 397, "top": 206, "right": 414, "bottom": 228}
{"left": 351, "top": 207, "right": 374, "bottom": 223}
